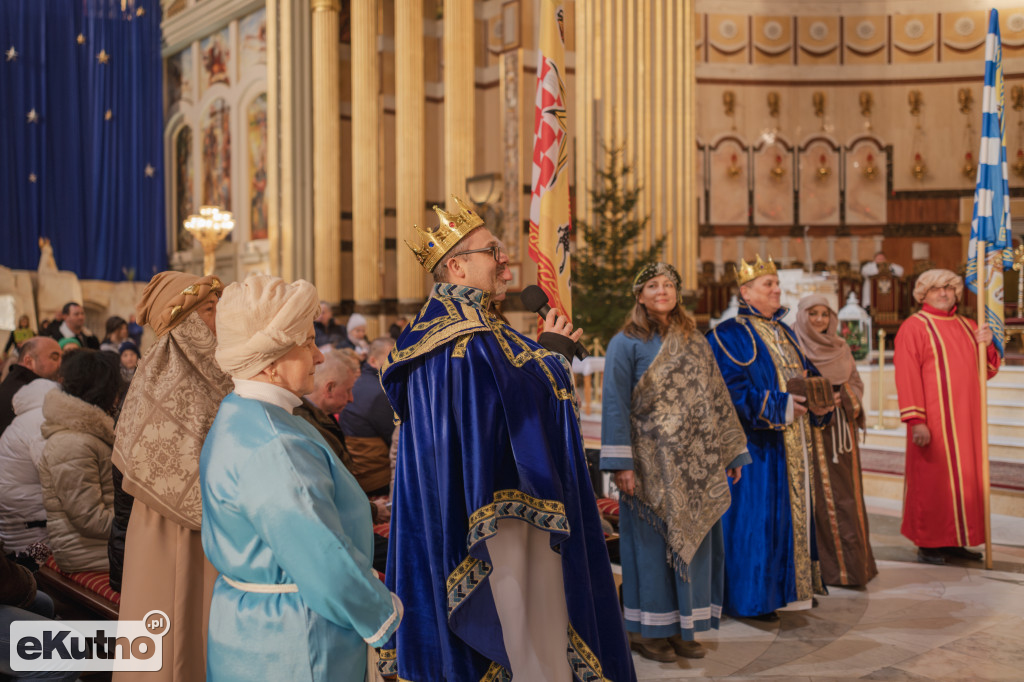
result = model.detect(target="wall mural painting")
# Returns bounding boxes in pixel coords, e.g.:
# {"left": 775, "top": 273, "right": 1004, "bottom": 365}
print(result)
{"left": 240, "top": 8, "right": 267, "bottom": 73}
{"left": 248, "top": 94, "right": 268, "bottom": 240}
{"left": 200, "top": 28, "right": 231, "bottom": 98}
{"left": 167, "top": 48, "right": 193, "bottom": 107}
{"left": 201, "top": 99, "right": 231, "bottom": 213}
{"left": 175, "top": 126, "right": 194, "bottom": 252}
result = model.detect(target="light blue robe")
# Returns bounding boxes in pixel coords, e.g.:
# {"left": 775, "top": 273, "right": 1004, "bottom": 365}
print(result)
{"left": 200, "top": 392, "right": 399, "bottom": 682}
{"left": 601, "top": 332, "right": 749, "bottom": 639}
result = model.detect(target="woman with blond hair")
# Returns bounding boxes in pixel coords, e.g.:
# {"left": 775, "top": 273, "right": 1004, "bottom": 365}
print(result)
{"left": 601, "top": 262, "right": 749, "bottom": 662}
{"left": 201, "top": 274, "right": 401, "bottom": 682}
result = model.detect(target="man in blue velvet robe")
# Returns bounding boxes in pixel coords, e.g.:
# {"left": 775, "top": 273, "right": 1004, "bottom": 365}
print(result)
{"left": 706, "top": 257, "right": 832, "bottom": 620}
{"left": 378, "top": 197, "right": 635, "bottom": 681}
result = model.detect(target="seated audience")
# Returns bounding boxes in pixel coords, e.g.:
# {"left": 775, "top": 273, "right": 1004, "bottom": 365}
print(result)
{"left": 313, "top": 301, "right": 346, "bottom": 348}
{"left": 3, "top": 314, "right": 35, "bottom": 357}
{"left": 388, "top": 316, "right": 408, "bottom": 341}
{"left": 1, "top": 546, "right": 80, "bottom": 682}
{"left": 0, "top": 337, "right": 61, "bottom": 436}
{"left": 0, "top": 378, "right": 60, "bottom": 556}
{"left": 118, "top": 341, "right": 140, "bottom": 384}
{"left": 339, "top": 336, "right": 396, "bottom": 495}
{"left": 338, "top": 312, "right": 369, "bottom": 358}
{"left": 296, "top": 350, "right": 389, "bottom": 573}
{"left": 37, "top": 349, "right": 122, "bottom": 572}
{"left": 126, "top": 313, "right": 144, "bottom": 345}
{"left": 46, "top": 302, "right": 99, "bottom": 350}
{"left": 58, "top": 338, "right": 81, "bottom": 355}
{"left": 202, "top": 274, "right": 401, "bottom": 681}
{"left": 100, "top": 316, "right": 129, "bottom": 352}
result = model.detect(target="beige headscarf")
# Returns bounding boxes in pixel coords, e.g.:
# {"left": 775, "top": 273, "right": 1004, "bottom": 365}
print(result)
{"left": 215, "top": 274, "right": 320, "bottom": 379}
{"left": 792, "top": 295, "right": 857, "bottom": 386}
{"left": 112, "top": 272, "right": 234, "bottom": 530}
{"left": 913, "top": 268, "right": 963, "bottom": 304}
{"left": 136, "top": 271, "right": 223, "bottom": 336}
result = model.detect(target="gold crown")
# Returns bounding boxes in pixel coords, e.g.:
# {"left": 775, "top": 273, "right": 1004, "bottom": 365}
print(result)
{"left": 405, "top": 195, "right": 485, "bottom": 272}
{"left": 737, "top": 255, "right": 778, "bottom": 286}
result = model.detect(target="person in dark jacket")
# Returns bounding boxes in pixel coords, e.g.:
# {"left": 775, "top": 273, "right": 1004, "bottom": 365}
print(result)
{"left": 108, "top": 466, "right": 133, "bottom": 592}
{"left": 46, "top": 303, "right": 99, "bottom": 350}
{"left": 0, "top": 338, "right": 62, "bottom": 436}
{"left": 338, "top": 337, "right": 396, "bottom": 495}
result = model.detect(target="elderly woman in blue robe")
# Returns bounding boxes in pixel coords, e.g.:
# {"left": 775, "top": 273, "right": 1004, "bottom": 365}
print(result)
{"left": 601, "top": 262, "right": 750, "bottom": 662}
{"left": 200, "top": 274, "right": 402, "bottom": 682}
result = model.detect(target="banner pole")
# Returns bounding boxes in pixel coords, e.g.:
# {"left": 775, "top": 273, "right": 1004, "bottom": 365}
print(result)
{"left": 977, "top": 241, "right": 993, "bottom": 570}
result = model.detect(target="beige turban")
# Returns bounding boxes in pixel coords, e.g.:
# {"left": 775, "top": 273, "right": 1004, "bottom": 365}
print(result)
{"left": 215, "top": 274, "right": 320, "bottom": 379}
{"left": 137, "top": 271, "right": 223, "bottom": 336}
{"left": 912, "top": 268, "right": 963, "bottom": 303}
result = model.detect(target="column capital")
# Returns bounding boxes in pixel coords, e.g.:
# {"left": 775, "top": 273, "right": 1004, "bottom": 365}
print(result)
{"left": 311, "top": 0, "right": 341, "bottom": 14}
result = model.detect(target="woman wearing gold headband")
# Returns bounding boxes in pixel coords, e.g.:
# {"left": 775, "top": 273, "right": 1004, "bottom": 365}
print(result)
{"left": 201, "top": 274, "right": 401, "bottom": 682}
{"left": 112, "top": 271, "right": 231, "bottom": 682}
{"left": 600, "top": 262, "right": 749, "bottom": 662}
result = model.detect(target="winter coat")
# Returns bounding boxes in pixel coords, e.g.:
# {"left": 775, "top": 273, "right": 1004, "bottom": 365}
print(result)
{"left": 0, "top": 379, "right": 59, "bottom": 553}
{"left": 37, "top": 389, "right": 116, "bottom": 572}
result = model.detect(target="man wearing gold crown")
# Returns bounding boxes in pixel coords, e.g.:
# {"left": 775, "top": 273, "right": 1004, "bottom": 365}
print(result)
{"left": 376, "top": 196, "right": 635, "bottom": 681}
{"left": 706, "top": 255, "right": 832, "bottom": 620}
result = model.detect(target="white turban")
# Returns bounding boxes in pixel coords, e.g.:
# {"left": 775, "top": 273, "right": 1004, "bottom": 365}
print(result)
{"left": 347, "top": 313, "right": 367, "bottom": 333}
{"left": 912, "top": 268, "right": 963, "bottom": 304}
{"left": 215, "top": 274, "right": 320, "bottom": 379}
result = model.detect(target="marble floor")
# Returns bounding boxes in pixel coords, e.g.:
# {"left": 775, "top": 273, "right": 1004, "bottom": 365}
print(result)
{"left": 627, "top": 498, "right": 1024, "bottom": 680}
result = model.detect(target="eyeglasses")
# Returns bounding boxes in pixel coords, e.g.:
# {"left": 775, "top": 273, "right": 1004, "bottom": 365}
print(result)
{"left": 455, "top": 245, "right": 507, "bottom": 263}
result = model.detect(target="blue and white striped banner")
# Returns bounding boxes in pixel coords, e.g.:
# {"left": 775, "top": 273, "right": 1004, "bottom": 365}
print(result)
{"left": 967, "top": 9, "right": 1013, "bottom": 358}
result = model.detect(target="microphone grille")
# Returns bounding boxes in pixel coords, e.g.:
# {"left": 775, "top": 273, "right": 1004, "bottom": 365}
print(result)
{"left": 519, "top": 285, "right": 549, "bottom": 313}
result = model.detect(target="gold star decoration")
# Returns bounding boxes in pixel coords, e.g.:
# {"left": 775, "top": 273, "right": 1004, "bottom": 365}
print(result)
{"left": 26, "top": 108, "right": 38, "bottom": 123}
{"left": 136, "top": 7, "right": 145, "bottom": 16}
{"left": 77, "top": 34, "right": 86, "bottom": 45}
{"left": 97, "top": 49, "right": 110, "bottom": 64}
{"left": 5, "top": 46, "right": 16, "bottom": 62}
{"left": 144, "top": 164, "right": 155, "bottom": 177}
{"left": 28, "top": 173, "right": 37, "bottom": 183}
{"left": 104, "top": 109, "right": 113, "bottom": 121}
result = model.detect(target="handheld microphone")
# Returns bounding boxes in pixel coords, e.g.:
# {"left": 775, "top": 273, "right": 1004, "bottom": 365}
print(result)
{"left": 520, "top": 285, "right": 590, "bottom": 360}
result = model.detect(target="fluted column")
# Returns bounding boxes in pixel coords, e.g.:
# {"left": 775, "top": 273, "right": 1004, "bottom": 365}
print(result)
{"left": 312, "top": 0, "right": 342, "bottom": 301}
{"left": 444, "top": 0, "right": 475, "bottom": 209}
{"left": 395, "top": 1, "right": 426, "bottom": 305}
{"left": 351, "top": 0, "right": 381, "bottom": 312}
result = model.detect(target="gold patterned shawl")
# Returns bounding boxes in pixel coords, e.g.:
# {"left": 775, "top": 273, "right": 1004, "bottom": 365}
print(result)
{"left": 629, "top": 330, "right": 748, "bottom": 572}
{"left": 111, "top": 312, "right": 233, "bottom": 530}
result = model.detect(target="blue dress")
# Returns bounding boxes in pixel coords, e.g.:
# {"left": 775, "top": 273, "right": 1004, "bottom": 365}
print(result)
{"left": 200, "top": 392, "right": 400, "bottom": 682}
{"left": 601, "top": 331, "right": 749, "bottom": 640}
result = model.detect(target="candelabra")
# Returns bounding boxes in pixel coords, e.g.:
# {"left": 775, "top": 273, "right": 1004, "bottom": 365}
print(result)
{"left": 184, "top": 206, "right": 234, "bottom": 276}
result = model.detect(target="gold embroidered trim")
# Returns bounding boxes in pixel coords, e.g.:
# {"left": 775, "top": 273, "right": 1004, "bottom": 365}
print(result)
{"left": 567, "top": 626, "right": 609, "bottom": 681}
{"left": 452, "top": 334, "right": 472, "bottom": 358}
{"left": 480, "top": 662, "right": 511, "bottom": 682}
{"left": 711, "top": 318, "right": 757, "bottom": 367}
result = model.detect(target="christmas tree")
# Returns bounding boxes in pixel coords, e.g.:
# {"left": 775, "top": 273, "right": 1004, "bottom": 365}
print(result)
{"left": 573, "top": 145, "right": 666, "bottom": 347}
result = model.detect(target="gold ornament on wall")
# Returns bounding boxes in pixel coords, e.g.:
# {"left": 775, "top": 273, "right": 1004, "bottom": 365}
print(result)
{"left": 770, "top": 152, "right": 786, "bottom": 181}
{"left": 862, "top": 152, "right": 878, "bottom": 180}
{"left": 816, "top": 153, "right": 831, "bottom": 180}
{"left": 726, "top": 152, "right": 742, "bottom": 179}
{"left": 723, "top": 91, "right": 737, "bottom": 131}
{"left": 812, "top": 91, "right": 826, "bottom": 131}
{"left": 859, "top": 91, "right": 873, "bottom": 131}
{"left": 908, "top": 90, "right": 926, "bottom": 180}
{"left": 767, "top": 92, "right": 780, "bottom": 120}
{"left": 959, "top": 88, "right": 977, "bottom": 180}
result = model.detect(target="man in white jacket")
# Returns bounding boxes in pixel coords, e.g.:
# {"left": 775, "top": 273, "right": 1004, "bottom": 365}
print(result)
{"left": 0, "top": 378, "right": 60, "bottom": 554}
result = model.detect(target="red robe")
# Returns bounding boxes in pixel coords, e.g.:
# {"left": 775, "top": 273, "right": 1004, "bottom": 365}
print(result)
{"left": 893, "top": 303, "right": 1000, "bottom": 548}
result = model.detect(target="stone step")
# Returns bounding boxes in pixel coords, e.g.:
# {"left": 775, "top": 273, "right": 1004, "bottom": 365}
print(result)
{"left": 863, "top": 428, "right": 1024, "bottom": 461}
{"left": 865, "top": 407, "right": 1024, "bottom": 437}
{"left": 861, "top": 470, "right": 1024, "bottom": 518}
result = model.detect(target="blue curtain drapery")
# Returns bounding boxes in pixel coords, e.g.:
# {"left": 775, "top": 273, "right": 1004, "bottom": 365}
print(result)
{"left": 0, "top": 0, "right": 166, "bottom": 281}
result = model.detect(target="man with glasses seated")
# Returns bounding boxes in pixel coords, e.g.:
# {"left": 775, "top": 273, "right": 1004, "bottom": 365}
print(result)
{"left": 377, "top": 196, "right": 636, "bottom": 682}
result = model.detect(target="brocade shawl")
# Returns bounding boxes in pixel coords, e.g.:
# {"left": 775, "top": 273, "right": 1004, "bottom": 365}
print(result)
{"left": 628, "top": 330, "right": 748, "bottom": 571}
{"left": 111, "top": 312, "right": 233, "bottom": 530}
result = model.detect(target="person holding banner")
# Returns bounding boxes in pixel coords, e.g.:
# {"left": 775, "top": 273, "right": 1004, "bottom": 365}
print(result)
{"left": 894, "top": 270, "right": 1000, "bottom": 565}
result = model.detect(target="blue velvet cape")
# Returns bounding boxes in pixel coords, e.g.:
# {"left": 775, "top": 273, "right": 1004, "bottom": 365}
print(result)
{"left": 379, "top": 284, "right": 636, "bottom": 681}
{"left": 706, "top": 300, "right": 827, "bottom": 617}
